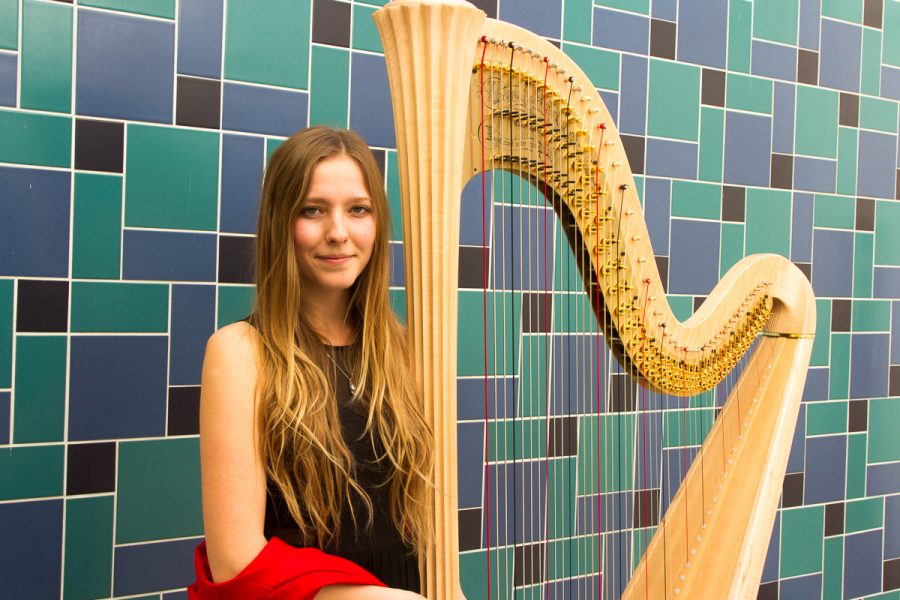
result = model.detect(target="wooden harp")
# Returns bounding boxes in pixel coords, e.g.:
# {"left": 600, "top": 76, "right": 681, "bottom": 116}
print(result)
{"left": 373, "top": 1, "right": 816, "bottom": 597}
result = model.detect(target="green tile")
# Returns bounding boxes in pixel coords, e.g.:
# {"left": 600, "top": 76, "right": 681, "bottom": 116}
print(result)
{"left": 663, "top": 409, "right": 715, "bottom": 446}
{"left": 829, "top": 333, "right": 850, "bottom": 399}
{"left": 518, "top": 336, "right": 547, "bottom": 418}
{"left": 596, "top": 0, "right": 648, "bottom": 14}
{"left": 806, "top": 401, "right": 847, "bottom": 435}
{"left": 63, "top": 496, "right": 113, "bottom": 600}
{"left": 124, "top": 125, "right": 219, "bottom": 230}
{"left": 779, "top": 505, "right": 824, "bottom": 577}
{"left": 795, "top": 86, "right": 839, "bottom": 158}
{"left": 351, "top": 4, "right": 381, "bottom": 53}
{"left": 309, "top": 45, "right": 349, "bottom": 128}
{"left": 554, "top": 230, "right": 585, "bottom": 292}
{"left": 884, "top": 0, "right": 900, "bottom": 67}
{"left": 671, "top": 181, "right": 721, "bottom": 219}
{"left": 754, "top": 0, "right": 798, "bottom": 45}
{"left": 458, "top": 290, "right": 521, "bottom": 377}
{"left": 837, "top": 127, "right": 858, "bottom": 196}
{"left": 116, "top": 438, "right": 203, "bottom": 543}
{"left": 71, "top": 282, "right": 169, "bottom": 333}
{"left": 859, "top": 96, "right": 898, "bottom": 133}
{"left": 875, "top": 200, "right": 900, "bottom": 265}
{"left": 0, "top": 0, "right": 17, "bottom": 49}
{"left": 217, "top": 284, "right": 255, "bottom": 328}
{"left": 745, "top": 188, "right": 791, "bottom": 256}
{"left": 73, "top": 174, "right": 122, "bottom": 280}
{"left": 0, "top": 444, "right": 64, "bottom": 500}
{"left": 699, "top": 106, "right": 725, "bottom": 182}
{"left": 562, "top": 43, "right": 619, "bottom": 91}
{"left": 862, "top": 28, "right": 882, "bottom": 96}
{"left": 0, "top": 110, "right": 71, "bottom": 167}
{"left": 78, "top": 0, "right": 174, "bottom": 19}
{"left": 563, "top": 0, "right": 592, "bottom": 43}
{"left": 822, "top": 536, "right": 843, "bottom": 600}
{"left": 864, "top": 593, "right": 900, "bottom": 600}
{"left": 546, "top": 457, "right": 575, "bottom": 538}
{"left": 869, "top": 398, "right": 900, "bottom": 462}
{"left": 821, "top": 0, "right": 862, "bottom": 22}
{"left": 553, "top": 291, "right": 595, "bottom": 332}
{"left": 852, "top": 299, "right": 889, "bottom": 331}
{"left": 726, "top": 73, "right": 773, "bottom": 114}
{"left": 728, "top": 0, "right": 752, "bottom": 73}
{"left": 486, "top": 418, "right": 546, "bottom": 461}
{"left": 647, "top": 60, "right": 701, "bottom": 141}
{"left": 845, "top": 497, "right": 883, "bottom": 532}
{"left": 266, "top": 137, "right": 284, "bottom": 165}
{"left": 668, "top": 294, "right": 693, "bottom": 321}
{"left": 386, "top": 151, "right": 402, "bottom": 241}
{"left": 0, "top": 279, "right": 11, "bottom": 388}
{"left": 814, "top": 194, "right": 855, "bottom": 229}
{"left": 13, "top": 336, "right": 66, "bottom": 443}
{"left": 459, "top": 548, "right": 514, "bottom": 600}
{"left": 853, "top": 232, "right": 874, "bottom": 297}
{"left": 388, "top": 287, "right": 406, "bottom": 324}
{"left": 811, "top": 299, "right": 831, "bottom": 367}
{"left": 578, "top": 414, "right": 635, "bottom": 493}
{"left": 21, "top": 0, "right": 72, "bottom": 112}
{"left": 224, "top": 0, "right": 310, "bottom": 89}
{"left": 847, "top": 432, "right": 866, "bottom": 499}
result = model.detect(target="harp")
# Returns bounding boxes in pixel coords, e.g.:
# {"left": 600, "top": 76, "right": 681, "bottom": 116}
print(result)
{"left": 373, "top": 1, "right": 816, "bottom": 598}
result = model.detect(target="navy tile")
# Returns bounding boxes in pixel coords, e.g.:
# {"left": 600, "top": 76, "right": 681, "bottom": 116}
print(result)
{"left": 724, "top": 112, "right": 772, "bottom": 187}
{"left": 312, "top": 0, "right": 351, "bottom": 47}
{"left": 349, "top": 53, "right": 394, "bottom": 149}
{"left": 122, "top": 229, "right": 217, "bottom": 282}
{"left": 812, "top": 229, "right": 854, "bottom": 297}
{"left": 793, "top": 156, "right": 836, "bottom": 193}
{"left": 113, "top": 537, "right": 199, "bottom": 596}
{"left": 644, "top": 178, "right": 670, "bottom": 252}
{"left": 177, "top": 0, "right": 223, "bottom": 78}
{"left": 751, "top": 40, "right": 797, "bottom": 82}
{"left": 170, "top": 285, "right": 215, "bottom": 386}
{"left": 0, "top": 167, "right": 70, "bottom": 278}
{"left": 491, "top": 205, "right": 551, "bottom": 290}
{"left": 176, "top": 76, "right": 220, "bottom": 130}
{"left": 550, "top": 334, "right": 602, "bottom": 416}
{"left": 618, "top": 54, "right": 647, "bottom": 135}
{"left": 804, "top": 434, "right": 846, "bottom": 504}
{"left": 652, "top": 0, "right": 677, "bottom": 20}
{"left": 0, "top": 500, "right": 62, "bottom": 599}
{"left": 886, "top": 494, "right": 900, "bottom": 560}
{"left": 459, "top": 170, "right": 494, "bottom": 247}
{"left": 222, "top": 82, "right": 307, "bottom": 137}
{"left": 850, "top": 334, "right": 889, "bottom": 399}
{"left": 858, "top": 131, "right": 897, "bottom": 199}
{"left": 844, "top": 530, "right": 883, "bottom": 599}
{"left": 773, "top": 82, "right": 796, "bottom": 154}
{"left": 593, "top": 7, "right": 648, "bottom": 55}
{"left": 780, "top": 573, "right": 821, "bottom": 599}
{"left": 483, "top": 461, "right": 545, "bottom": 546}
{"left": 498, "top": 0, "right": 561, "bottom": 39}
{"left": 874, "top": 267, "right": 900, "bottom": 298}
{"left": 868, "top": 461, "right": 900, "bottom": 495}
{"left": 676, "top": 0, "right": 727, "bottom": 68}
{"left": 819, "top": 19, "right": 861, "bottom": 93}
{"left": 76, "top": 9, "right": 174, "bottom": 123}
{"left": 882, "top": 66, "right": 900, "bottom": 101}
{"left": 802, "top": 368, "right": 829, "bottom": 401}
{"left": 599, "top": 89, "right": 619, "bottom": 122}
{"left": 218, "top": 235, "right": 255, "bottom": 284}
{"left": 220, "top": 134, "right": 263, "bottom": 234}
{"left": 799, "top": 0, "right": 821, "bottom": 50}
{"left": 791, "top": 192, "right": 813, "bottom": 262}
{"left": 389, "top": 241, "right": 404, "bottom": 288}
{"left": 668, "top": 219, "right": 720, "bottom": 294}
{"left": 0, "top": 52, "right": 15, "bottom": 107}
{"left": 661, "top": 446, "right": 699, "bottom": 513}
{"left": 634, "top": 411, "right": 663, "bottom": 488}
{"left": 645, "top": 138, "right": 698, "bottom": 178}
{"left": 457, "top": 377, "right": 516, "bottom": 421}
{"left": 603, "top": 531, "right": 633, "bottom": 599}
{"left": 457, "top": 422, "right": 484, "bottom": 509}
{"left": 69, "top": 336, "right": 167, "bottom": 440}
{"left": 164, "top": 592, "right": 189, "bottom": 600}
{"left": 761, "top": 512, "right": 780, "bottom": 582}
{"left": 787, "top": 403, "right": 806, "bottom": 477}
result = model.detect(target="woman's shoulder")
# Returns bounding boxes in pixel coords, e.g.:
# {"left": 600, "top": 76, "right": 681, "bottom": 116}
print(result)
{"left": 204, "top": 321, "right": 260, "bottom": 377}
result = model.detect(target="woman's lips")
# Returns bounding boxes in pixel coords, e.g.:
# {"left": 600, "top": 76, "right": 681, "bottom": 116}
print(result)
{"left": 318, "top": 255, "right": 352, "bottom": 265}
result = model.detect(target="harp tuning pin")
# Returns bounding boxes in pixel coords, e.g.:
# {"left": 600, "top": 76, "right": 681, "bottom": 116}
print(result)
{"left": 649, "top": 296, "right": 657, "bottom": 302}
{"left": 625, "top": 208, "right": 635, "bottom": 214}
{"left": 480, "top": 35, "right": 488, "bottom": 44}
{"left": 637, "top": 257, "right": 647, "bottom": 263}
{"left": 632, "top": 235, "right": 642, "bottom": 241}
{"left": 612, "top": 161, "right": 622, "bottom": 167}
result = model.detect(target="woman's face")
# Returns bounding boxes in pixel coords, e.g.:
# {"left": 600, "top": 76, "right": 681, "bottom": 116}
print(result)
{"left": 293, "top": 155, "right": 376, "bottom": 301}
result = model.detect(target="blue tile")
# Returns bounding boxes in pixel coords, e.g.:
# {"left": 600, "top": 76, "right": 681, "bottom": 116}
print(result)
{"left": 164, "top": 592, "right": 189, "bottom": 600}
{"left": 644, "top": 177, "right": 670, "bottom": 252}
{"left": 799, "top": 0, "right": 821, "bottom": 50}
{"left": 781, "top": 573, "right": 822, "bottom": 599}
{"left": 220, "top": 134, "right": 263, "bottom": 234}
{"left": 459, "top": 171, "right": 495, "bottom": 247}
{"left": 849, "top": 334, "right": 889, "bottom": 399}
{"left": 389, "top": 241, "right": 404, "bottom": 287}
{"left": 645, "top": 138, "right": 698, "bottom": 178}
{"left": 123, "top": 229, "right": 217, "bottom": 282}
{"left": 881, "top": 65, "right": 900, "bottom": 102}
{"left": 751, "top": 40, "right": 797, "bottom": 82}
{"left": 761, "top": 511, "right": 780, "bottom": 582}
{"left": 457, "top": 376, "right": 516, "bottom": 421}
{"left": 550, "top": 334, "right": 602, "bottom": 416}
{"left": 69, "top": 336, "right": 167, "bottom": 440}
{"left": 599, "top": 90, "right": 619, "bottom": 123}
{"left": 893, "top": 301, "right": 900, "bottom": 363}
{"left": 812, "top": 229, "right": 854, "bottom": 297}
{"left": 668, "top": 219, "right": 719, "bottom": 294}
{"left": 593, "top": 8, "right": 648, "bottom": 55}
{"left": 787, "top": 404, "right": 806, "bottom": 472}
{"left": 170, "top": 285, "right": 215, "bottom": 386}
{"left": 677, "top": 0, "right": 727, "bottom": 68}
{"left": 483, "top": 461, "right": 545, "bottom": 546}
{"left": 76, "top": 9, "right": 174, "bottom": 123}
{"left": 634, "top": 410, "right": 663, "bottom": 488}
{"left": 619, "top": 55, "right": 647, "bottom": 135}
{"left": 794, "top": 156, "right": 837, "bottom": 193}
{"left": 546, "top": 576, "right": 599, "bottom": 598}
{"left": 723, "top": 112, "right": 772, "bottom": 187}
{"left": 857, "top": 131, "right": 897, "bottom": 199}
{"left": 804, "top": 434, "right": 846, "bottom": 504}
{"left": 886, "top": 494, "right": 900, "bottom": 559}
{"left": 868, "top": 461, "right": 900, "bottom": 495}
{"left": 791, "top": 192, "right": 813, "bottom": 263}
{"left": 661, "top": 446, "right": 698, "bottom": 514}
{"left": 222, "top": 82, "right": 308, "bottom": 137}
{"left": 349, "top": 53, "right": 394, "bottom": 149}
{"left": 498, "top": 0, "right": 561, "bottom": 39}
{"left": 0, "top": 167, "right": 70, "bottom": 278}
{"left": 113, "top": 537, "right": 199, "bottom": 596}
{"left": 177, "top": 0, "right": 223, "bottom": 78}
{"left": 0, "top": 391, "right": 8, "bottom": 444}
{"left": 0, "top": 500, "right": 62, "bottom": 599}
{"left": 0, "top": 52, "right": 15, "bottom": 107}
{"left": 819, "top": 19, "right": 861, "bottom": 93}
{"left": 491, "top": 205, "right": 551, "bottom": 290}
{"left": 603, "top": 530, "right": 633, "bottom": 600}
{"left": 652, "top": 0, "right": 677, "bottom": 20}
{"left": 773, "top": 82, "right": 796, "bottom": 154}
{"left": 457, "top": 422, "right": 484, "bottom": 509}
{"left": 802, "top": 368, "right": 829, "bottom": 401}
{"left": 843, "top": 530, "right": 883, "bottom": 599}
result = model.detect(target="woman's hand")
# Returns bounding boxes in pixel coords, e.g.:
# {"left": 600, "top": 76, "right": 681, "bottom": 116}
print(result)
{"left": 315, "top": 585, "right": 425, "bottom": 599}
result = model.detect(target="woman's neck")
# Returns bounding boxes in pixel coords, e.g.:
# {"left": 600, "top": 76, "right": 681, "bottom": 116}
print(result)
{"left": 305, "top": 292, "right": 355, "bottom": 346}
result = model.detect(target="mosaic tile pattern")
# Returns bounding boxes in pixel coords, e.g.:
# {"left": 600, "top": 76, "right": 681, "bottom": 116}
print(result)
{"left": 0, "top": 0, "right": 899, "bottom": 598}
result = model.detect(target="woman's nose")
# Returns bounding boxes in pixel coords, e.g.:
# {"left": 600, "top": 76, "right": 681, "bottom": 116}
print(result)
{"left": 325, "top": 214, "right": 349, "bottom": 243}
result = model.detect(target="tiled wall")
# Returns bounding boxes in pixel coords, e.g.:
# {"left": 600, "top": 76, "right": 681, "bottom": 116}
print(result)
{"left": 0, "top": 0, "right": 898, "bottom": 598}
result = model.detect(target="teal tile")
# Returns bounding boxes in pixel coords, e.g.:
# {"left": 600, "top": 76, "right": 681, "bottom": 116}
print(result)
{"left": 754, "top": 0, "right": 798, "bottom": 45}
{"left": 846, "top": 432, "right": 866, "bottom": 499}
{"left": 726, "top": 73, "right": 773, "bottom": 114}
{"left": 116, "top": 438, "right": 203, "bottom": 543}
{"left": 13, "top": 336, "right": 66, "bottom": 443}
{"left": 647, "top": 60, "right": 701, "bottom": 141}
{"left": 578, "top": 414, "right": 635, "bottom": 493}
{"left": 829, "top": 333, "right": 850, "bottom": 399}
{"left": 814, "top": 194, "right": 855, "bottom": 229}
{"left": 806, "top": 401, "right": 847, "bottom": 435}
{"left": 668, "top": 295, "right": 693, "bottom": 321}
{"left": 553, "top": 291, "right": 595, "bottom": 333}
{"left": 486, "top": 419, "right": 546, "bottom": 461}
{"left": 671, "top": 181, "right": 721, "bottom": 219}
{"left": 224, "top": 0, "right": 310, "bottom": 89}
{"left": 851, "top": 299, "right": 889, "bottom": 331}
{"left": 698, "top": 106, "right": 725, "bottom": 182}
{"left": 845, "top": 497, "right": 883, "bottom": 532}
{"left": 217, "top": 284, "right": 255, "bottom": 328}
{"left": 823, "top": 536, "right": 843, "bottom": 600}
{"left": 356, "top": 0, "right": 387, "bottom": 5}
{"left": 869, "top": 398, "right": 900, "bottom": 462}
{"left": 124, "top": 125, "right": 219, "bottom": 230}
{"left": 875, "top": 200, "right": 900, "bottom": 266}
{"left": 745, "top": 188, "right": 791, "bottom": 256}
{"left": 811, "top": 299, "right": 832, "bottom": 366}
{"left": 884, "top": 0, "right": 900, "bottom": 67}
{"left": 0, "top": 0, "right": 16, "bottom": 50}
{"left": 351, "top": 4, "right": 381, "bottom": 53}
{"left": 309, "top": 45, "right": 349, "bottom": 128}
{"left": 79, "top": 0, "right": 175, "bottom": 19}
{"left": 728, "top": 0, "right": 752, "bottom": 73}
{"left": 458, "top": 290, "right": 521, "bottom": 377}
{"left": 562, "top": 43, "right": 619, "bottom": 91}
{"left": 720, "top": 223, "right": 744, "bottom": 277}
{"left": 859, "top": 96, "right": 898, "bottom": 133}
{"left": 518, "top": 336, "right": 547, "bottom": 418}
{"left": 663, "top": 409, "right": 715, "bottom": 446}
{"left": 853, "top": 232, "right": 874, "bottom": 297}
{"left": 596, "top": 0, "right": 649, "bottom": 14}
{"left": 63, "top": 496, "right": 113, "bottom": 600}
{"left": 821, "top": 0, "right": 862, "bottom": 22}
{"left": 459, "top": 548, "right": 514, "bottom": 600}
{"left": 388, "top": 287, "right": 406, "bottom": 324}
{"left": 73, "top": 174, "right": 122, "bottom": 280}
{"left": 795, "top": 86, "right": 839, "bottom": 158}
{"left": 266, "top": 137, "right": 284, "bottom": 165}
{"left": 21, "top": 0, "right": 72, "bottom": 112}
{"left": 0, "top": 110, "right": 71, "bottom": 167}
{"left": 862, "top": 28, "right": 882, "bottom": 96}
{"left": 71, "top": 282, "right": 169, "bottom": 333}
{"left": 779, "top": 505, "right": 824, "bottom": 577}
{"left": 0, "top": 444, "right": 64, "bottom": 500}
{"left": 563, "top": 0, "right": 592, "bottom": 43}
{"left": 0, "top": 279, "right": 10, "bottom": 388}
{"left": 864, "top": 593, "right": 900, "bottom": 600}
{"left": 837, "top": 127, "right": 858, "bottom": 196}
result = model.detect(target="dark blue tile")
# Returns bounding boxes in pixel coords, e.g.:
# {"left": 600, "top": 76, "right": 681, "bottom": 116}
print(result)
{"left": 857, "top": 131, "right": 897, "bottom": 199}
{"left": 812, "top": 229, "right": 854, "bottom": 297}
{"left": 773, "top": 82, "right": 796, "bottom": 154}
{"left": 177, "top": 0, "right": 223, "bottom": 78}
{"left": 483, "top": 461, "right": 545, "bottom": 546}
{"left": 892, "top": 302, "right": 900, "bottom": 363}
{"left": 389, "top": 241, "right": 404, "bottom": 288}
{"left": 76, "top": 9, "right": 174, "bottom": 123}
{"left": 123, "top": 229, "right": 216, "bottom": 282}
{"left": 599, "top": 89, "right": 619, "bottom": 122}
{"left": 459, "top": 171, "right": 494, "bottom": 247}
{"left": 550, "top": 334, "right": 603, "bottom": 416}
{"left": 220, "top": 134, "right": 263, "bottom": 234}
{"left": 881, "top": 66, "right": 900, "bottom": 102}
{"left": 886, "top": 494, "right": 900, "bottom": 559}
{"left": 660, "top": 446, "right": 698, "bottom": 514}
{"left": 0, "top": 500, "right": 63, "bottom": 599}
{"left": 868, "top": 461, "right": 900, "bottom": 495}
{"left": 0, "top": 52, "right": 16, "bottom": 107}
{"left": 113, "top": 537, "right": 199, "bottom": 596}
{"left": 781, "top": 573, "right": 822, "bottom": 599}
{"left": 804, "top": 434, "right": 846, "bottom": 504}
{"left": 668, "top": 219, "right": 720, "bottom": 294}
{"left": 593, "top": 8, "right": 648, "bottom": 55}
{"left": 457, "top": 377, "right": 516, "bottom": 421}
{"left": 849, "top": 334, "right": 888, "bottom": 399}
{"left": 498, "top": 0, "right": 561, "bottom": 39}
{"left": 645, "top": 138, "right": 698, "bottom": 178}
{"left": 546, "top": 576, "right": 600, "bottom": 598}
{"left": 724, "top": 112, "right": 772, "bottom": 186}
{"left": 751, "top": 40, "right": 797, "bottom": 81}
{"left": 791, "top": 192, "right": 813, "bottom": 263}
{"left": 222, "top": 82, "right": 307, "bottom": 137}
{"left": 457, "top": 422, "right": 484, "bottom": 509}
{"left": 603, "top": 530, "right": 633, "bottom": 600}
{"left": 491, "top": 205, "right": 551, "bottom": 291}
{"left": 794, "top": 156, "right": 836, "bottom": 193}
{"left": 69, "top": 336, "right": 167, "bottom": 440}
{"left": 799, "top": 0, "right": 821, "bottom": 50}
{"left": 618, "top": 55, "right": 647, "bottom": 135}
{"left": 787, "top": 404, "right": 806, "bottom": 473}
{"left": 677, "top": 0, "right": 727, "bottom": 69}
{"left": 349, "top": 53, "right": 394, "bottom": 149}
{"left": 802, "top": 368, "right": 829, "bottom": 402}
{"left": 170, "top": 285, "right": 215, "bottom": 386}
{"left": 0, "top": 167, "right": 70, "bottom": 278}
{"left": 761, "top": 511, "right": 780, "bottom": 582}
{"left": 634, "top": 410, "right": 663, "bottom": 488}
{"left": 843, "top": 530, "right": 883, "bottom": 599}
{"left": 652, "top": 0, "right": 677, "bottom": 20}
{"left": 819, "top": 20, "right": 861, "bottom": 93}
{"left": 0, "top": 391, "right": 8, "bottom": 444}
{"left": 644, "top": 178, "right": 670, "bottom": 252}
{"left": 164, "top": 592, "right": 189, "bottom": 600}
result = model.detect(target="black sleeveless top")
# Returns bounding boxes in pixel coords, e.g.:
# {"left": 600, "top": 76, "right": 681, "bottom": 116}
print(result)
{"left": 261, "top": 343, "right": 420, "bottom": 591}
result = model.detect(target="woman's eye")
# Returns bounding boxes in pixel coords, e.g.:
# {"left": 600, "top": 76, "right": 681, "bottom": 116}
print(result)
{"left": 350, "top": 205, "right": 372, "bottom": 215}
{"left": 300, "top": 206, "right": 322, "bottom": 217}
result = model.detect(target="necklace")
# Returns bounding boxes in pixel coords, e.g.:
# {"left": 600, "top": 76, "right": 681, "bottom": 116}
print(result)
{"left": 327, "top": 349, "right": 357, "bottom": 395}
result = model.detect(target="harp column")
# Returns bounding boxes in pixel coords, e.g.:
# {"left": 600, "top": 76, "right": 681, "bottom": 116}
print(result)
{"left": 374, "top": 1, "right": 486, "bottom": 598}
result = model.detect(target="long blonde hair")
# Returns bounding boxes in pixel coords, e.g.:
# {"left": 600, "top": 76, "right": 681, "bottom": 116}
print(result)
{"left": 253, "top": 127, "right": 433, "bottom": 553}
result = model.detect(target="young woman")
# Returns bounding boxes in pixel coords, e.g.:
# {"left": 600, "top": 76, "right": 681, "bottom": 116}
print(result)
{"left": 189, "top": 127, "right": 433, "bottom": 599}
